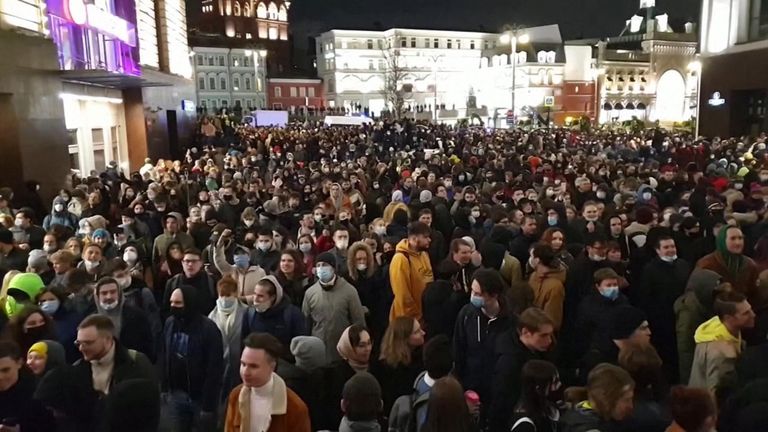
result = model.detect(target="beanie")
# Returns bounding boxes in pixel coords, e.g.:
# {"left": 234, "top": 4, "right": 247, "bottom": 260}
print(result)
{"left": 609, "top": 305, "right": 648, "bottom": 340}
{"left": 419, "top": 189, "right": 433, "bottom": 203}
{"left": 27, "top": 249, "right": 48, "bottom": 269}
{"left": 316, "top": 251, "right": 337, "bottom": 268}
{"left": 7, "top": 273, "right": 45, "bottom": 301}
{"left": 635, "top": 206, "right": 655, "bottom": 225}
{"left": 92, "top": 229, "right": 109, "bottom": 239}
{"left": 290, "top": 336, "right": 326, "bottom": 371}
{"left": 342, "top": 371, "right": 382, "bottom": 403}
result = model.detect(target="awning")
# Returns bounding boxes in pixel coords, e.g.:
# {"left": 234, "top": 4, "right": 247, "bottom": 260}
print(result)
{"left": 60, "top": 69, "right": 173, "bottom": 89}
{"left": 603, "top": 102, "right": 613, "bottom": 110}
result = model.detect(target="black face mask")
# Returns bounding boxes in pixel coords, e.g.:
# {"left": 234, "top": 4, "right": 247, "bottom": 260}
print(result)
{"left": 23, "top": 325, "right": 49, "bottom": 343}
{"left": 170, "top": 306, "right": 185, "bottom": 319}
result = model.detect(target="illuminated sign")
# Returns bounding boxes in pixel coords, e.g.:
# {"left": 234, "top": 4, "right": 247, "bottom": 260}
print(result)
{"left": 182, "top": 100, "right": 196, "bottom": 112}
{"left": 708, "top": 91, "right": 725, "bottom": 106}
{"left": 61, "top": 0, "right": 137, "bottom": 46}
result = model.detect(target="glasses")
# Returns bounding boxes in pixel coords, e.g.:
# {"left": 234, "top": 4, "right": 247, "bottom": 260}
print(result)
{"left": 182, "top": 259, "right": 201, "bottom": 264}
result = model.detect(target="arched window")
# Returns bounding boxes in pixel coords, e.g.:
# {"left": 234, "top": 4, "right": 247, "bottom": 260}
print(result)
{"left": 267, "top": 2, "right": 278, "bottom": 19}
{"left": 546, "top": 51, "right": 556, "bottom": 63}
{"left": 537, "top": 51, "right": 547, "bottom": 63}
{"left": 517, "top": 51, "right": 527, "bottom": 64}
{"left": 256, "top": 2, "right": 266, "bottom": 18}
{"left": 243, "top": 2, "right": 250, "bottom": 16}
{"left": 546, "top": 69, "right": 553, "bottom": 85}
{"left": 278, "top": 4, "right": 287, "bottom": 21}
{"left": 233, "top": 1, "right": 240, "bottom": 16}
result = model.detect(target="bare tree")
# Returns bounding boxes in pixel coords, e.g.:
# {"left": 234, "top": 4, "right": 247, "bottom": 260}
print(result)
{"left": 380, "top": 41, "right": 407, "bottom": 120}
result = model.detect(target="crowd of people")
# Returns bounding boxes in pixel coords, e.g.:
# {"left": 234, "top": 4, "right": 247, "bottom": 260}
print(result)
{"left": 2, "top": 119, "right": 768, "bottom": 432}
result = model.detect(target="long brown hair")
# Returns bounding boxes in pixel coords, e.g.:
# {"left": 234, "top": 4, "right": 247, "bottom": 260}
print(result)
{"left": 347, "top": 241, "right": 375, "bottom": 280}
{"left": 421, "top": 377, "right": 475, "bottom": 432}
{"left": 379, "top": 316, "right": 416, "bottom": 367}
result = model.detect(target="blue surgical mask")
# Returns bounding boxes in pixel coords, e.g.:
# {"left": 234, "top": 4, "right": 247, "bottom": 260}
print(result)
{"left": 234, "top": 254, "right": 250, "bottom": 269}
{"left": 600, "top": 286, "right": 620, "bottom": 301}
{"left": 316, "top": 266, "right": 335, "bottom": 283}
{"left": 547, "top": 216, "right": 558, "bottom": 226}
{"left": 217, "top": 297, "right": 236, "bottom": 311}
{"left": 40, "top": 299, "right": 60, "bottom": 315}
{"left": 470, "top": 294, "right": 485, "bottom": 309}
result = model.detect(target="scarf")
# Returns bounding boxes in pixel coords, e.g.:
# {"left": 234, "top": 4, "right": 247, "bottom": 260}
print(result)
{"left": 238, "top": 373, "right": 288, "bottom": 432}
{"left": 336, "top": 326, "right": 369, "bottom": 372}
{"left": 715, "top": 227, "right": 745, "bottom": 278}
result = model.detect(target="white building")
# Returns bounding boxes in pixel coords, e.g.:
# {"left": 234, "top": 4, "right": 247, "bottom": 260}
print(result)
{"left": 192, "top": 46, "right": 268, "bottom": 112}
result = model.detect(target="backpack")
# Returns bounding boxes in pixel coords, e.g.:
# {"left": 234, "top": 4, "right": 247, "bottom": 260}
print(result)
{"left": 388, "top": 371, "right": 430, "bottom": 432}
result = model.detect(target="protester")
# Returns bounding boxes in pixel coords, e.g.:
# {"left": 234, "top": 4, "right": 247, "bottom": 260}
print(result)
{"left": 339, "top": 372, "right": 384, "bottom": 432}
{"left": 389, "top": 222, "right": 434, "bottom": 322}
{"left": 373, "top": 316, "right": 426, "bottom": 414}
{"left": 26, "top": 339, "right": 66, "bottom": 377}
{"left": 0, "top": 340, "right": 55, "bottom": 431}
{"left": 421, "top": 376, "right": 478, "bottom": 432}
{"left": 208, "top": 276, "right": 248, "bottom": 394}
{"left": 508, "top": 360, "right": 561, "bottom": 432}
{"left": 241, "top": 275, "right": 306, "bottom": 348}
{"left": 561, "top": 363, "right": 635, "bottom": 431}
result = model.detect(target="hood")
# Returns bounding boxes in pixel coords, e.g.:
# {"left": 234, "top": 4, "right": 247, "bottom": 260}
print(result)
{"left": 561, "top": 401, "right": 602, "bottom": 429}
{"left": 52, "top": 196, "right": 68, "bottom": 211}
{"left": 686, "top": 269, "right": 722, "bottom": 309}
{"left": 395, "top": 238, "right": 423, "bottom": 257}
{"left": 533, "top": 264, "right": 567, "bottom": 283}
{"left": 479, "top": 242, "right": 506, "bottom": 270}
{"left": 87, "top": 215, "right": 108, "bottom": 230}
{"left": 259, "top": 274, "right": 284, "bottom": 305}
{"left": 176, "top": 284, "right": 200, "bottom": 320}
{"left": 339, "top": 417, "right": 381, "bottom": 432}
{"left": 694, "top": 316, "right": 740, "bottom": 344}
{"left": 7, "top": 273, "right": 45, "bottom": 302}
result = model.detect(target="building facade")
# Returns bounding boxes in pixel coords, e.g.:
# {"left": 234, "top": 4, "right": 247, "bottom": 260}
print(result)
{"left": 698, "top": 0, "right": 768, "bottom": 137}
{"left": 267, "top": 77, "right": 324, "bottom": 110}
{"left": 192, "top": 46, "right": 268, "bottom": 112}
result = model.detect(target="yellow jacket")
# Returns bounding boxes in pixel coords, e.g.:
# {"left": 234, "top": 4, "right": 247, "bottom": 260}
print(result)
{"left": 389, "top": 239, "right": 434, "bottom": 322}
{"left": 689, "top": 316, "right": 743, "bottom": 391}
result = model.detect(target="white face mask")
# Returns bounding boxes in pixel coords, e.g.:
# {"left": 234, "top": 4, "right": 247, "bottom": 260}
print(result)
{"left": 123, "top": 250, "right": 138, "bottom": 264}
{"left": 335, "top": 239, "right": 349, "bottom": 250}
{"left": 84, "top": 260, "right": 100, "bottom": 270}
{"left": 116, "top": 276, "right": 131, "bottom": 289}
{"left": 356, "top": 263, "right": 368, "bottom": 271}
{"left": 660, "top": 255, "right": 677, "bottom": 263}
{"left": 374, "top": 226, "right": 386, "bottom": 236}
{"left": 254, "top": 301, "right": 270, "bottom": 313}
{"left": 54, "top": 204, "right": 65, "bottom": 212}
{"left": 100, "top": 301, "right": 118, "bottom": 311}
{"left": 299, "top": 243, "right": 312, "bottom": 253}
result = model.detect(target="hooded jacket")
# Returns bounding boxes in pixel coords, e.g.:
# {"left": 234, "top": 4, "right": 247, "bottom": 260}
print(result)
{"left": 689, "top": 315, "right": 744, "bottom": 391}
{"left": 696, "top": 234, "right": 760, "bottom": 308}
{"left": 213, "top": 243, "right": 267, "bottom": 299}
{"left": 43, "top": 196, "right": 79, "bottom": 231}
{"left": 242, "top": 275, "right": 307, "bottom": 349}
{"left": 389, "top": 239, "right": 434, "bottom": 322}
{"left": 529, "top": 264, "right": 567, "bottom": 330}
{"left": 675, "top": 269, "right": 722, "bottom": 384}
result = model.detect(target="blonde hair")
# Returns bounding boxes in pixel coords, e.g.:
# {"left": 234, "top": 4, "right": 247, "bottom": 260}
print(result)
{"left": 380, "top": 317, "right": 417, "bottom": 367}
{"left": 382, "top": 202, "right": 410, "bottom": 225}
{"left": 587, "top": 363, "right": 635, "bottom": 420}
{"left": 347, "top": 241, "right": 375, "bottom": 280}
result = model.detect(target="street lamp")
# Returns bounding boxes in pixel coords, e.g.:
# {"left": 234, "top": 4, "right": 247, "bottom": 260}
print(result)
{"left": 500, "top": 30, "right": 529, "bottom": 128}
{"left": 688, "top": 60, "right": 702, "bottom": 138}
{"left": 429, "top": 54, "right": 444, "bottom": 123}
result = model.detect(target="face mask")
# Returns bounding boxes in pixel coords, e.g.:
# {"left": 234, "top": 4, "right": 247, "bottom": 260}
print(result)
{"left": 600, "top": 286, "right": 620, "bottom": 301}
{"left": 642, "top": 192, "right": 652, "bottom": 201}
{"left": 40, "top": 299, "right": 61, "bottom": 315}
{"left": 356, "top": 263, "right": 368, "bottom": 272}
{"left": 314, "top": 214, "right": 323, "bottom": 222}
{"left": 335, "top": 239, "right": 349, "bottom": 250}
{"left": 547, "top": 216, "right": 558, "bottom": 226}
{"left": 234, "top": 254, "right": 250, "bottom": 269}
{"left": 43, "top": 245, "right": 57, "bottom": 253}
{"left": 243, "top": 219, "right": 255, "bottom": 227}
{"left": 84, "top": 260, "right": 100, "bottom": 270}
{"left": 374, "top": 226, "right": 386, "bottom": 236}
{"left": 123, "top": 250, "right": 138, "bottom": 264}
{"left": 116, "top": 276, "right": 132, "bottom": 289}
{"left": 471, "top": 211, "right": 481, "bottom": 219}
{"left": 317, "top": 266, "right": 335, "bottom": 283}
{"left": 100, "top": 301, "right": 118, "bottom": 311}
{"left": 585, "top": 215, "right": 599, "bottom": 222}
{"left": 596, "top": 191, "right": 606, "bottom": 199}
{"left": 761, "top": 175, "right": 768, "bottom": 182}
{"left": 589, "top": 254, "right": 605, "bottom": 262}
{"left": 254, "top": 301, "right": 270, "bottom": 313}
{"left": 470, "top": 294, "right": 485, "bottom": 309}
{"left": 735, "top": 183, "right": 743, "bottom": 190}
{"left": 54, "top": 204, "right": 64, "bottom": 212}
{"left": 660, "top": 255, "right": 677, "bottom": 263}
{"left": 217, "top": 297, "right": 236, "bottom": 311}
{"left": 14, "top": 219, "right": 23, "bottom": 228}
{"left": 257, "top": 241, "right": 271, "bottom": 252}
{"left": 170, "top": 306, "right": 184, "bottom": 318}
{"left": 299, "top": 243, "right": 312, "bottom": 253}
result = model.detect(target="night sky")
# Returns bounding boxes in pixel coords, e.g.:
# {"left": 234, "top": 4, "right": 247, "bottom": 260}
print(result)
{"left": 289, "top": 0, "right": 701, "bottom": 43}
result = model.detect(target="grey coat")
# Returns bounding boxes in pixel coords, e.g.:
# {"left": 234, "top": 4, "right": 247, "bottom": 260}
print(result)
{"left": 302, "top": 277, "right": 366, "bottom": 361}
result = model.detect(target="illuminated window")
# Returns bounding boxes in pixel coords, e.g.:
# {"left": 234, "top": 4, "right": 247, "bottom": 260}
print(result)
{"left": 233, "top": 1, "right": 240, "bottom": 15}
{"left": 258, "top": 22, "right": 268, "bottom": 38}
{"left": 280, "top": 27, "right": 288, "bottom": 40}
{"left": 243, "top": 3, "right": 250, "bottom": 16}
{"left": 209, "top": 77, "right": 216, "bottom": 89}
{"left": 245, "top": 77, "right": 252, "bottom": 90}
{"left": 220, "top": 77, "right": 227, "bottom": 89}
{"left": 268, "top": 26, "right": 278, "bottom": 40}
{"left": 290, "top": 87, "right": 297, "bottom": 97}
{"left": 267, "top": 2, "right": 278, "bottom": 19}
{"left": 275, "top": 87, "right": 282, "bottom": 97}
{"left": 256, "top": 2, "right": 267, "bottom": 18}
{"left": 308, "top": 87, "right": 315, "bottom": 97}
{"left": 299, "top": 87, "right": 306, "bottom": 97}
{"left": 278, "top": 4, "right": 287, "bottom": 21}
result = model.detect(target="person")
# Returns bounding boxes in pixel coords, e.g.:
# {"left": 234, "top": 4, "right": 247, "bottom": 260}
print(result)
{"left": 418, "top": 208, "right": 447, "bottom": 269}
{"left": 36, "top": 286, "right": 82, "bottom": 361}
{"left": 241, "top": 275, "right": 307, "bottom": 349}
{"left": 389, "top": 222, "right": 434, "bottom": 322}
{"left": 274, "top": 249, "right": 310, "bottom": 307}
{"left": 160, "top": 285, "right": 224, "bottom": 431}
{"left": 453, "top": 269, "right": 514, "bottom": 424}
{"left": 78, "top": 243, "right": 105, "bottom": 282}
{"left": 528, "top": 243, "right": 566, "bottom": 330}
{"left": 561, "top": 363, "right": 635, "bottom": 432}
{"left": 346, "top": 241, "right": 388, "bottom": 340}
{"left": 340, "top": 372, "right": 383, "bottom": 432}
{"left": 508, "top": 360, "right": 561, "bottom": 432}
{"left": 12, "top": 208, "right": 46, "bottom": 250}
{"left": 510, "top": 216, "right": 540, "bottom": 270}
{"left": 103, "top": 378, "right": 162, "bottom": 432}
{"left": 582, "top": 305, "right": 652, "bottom": 376}
{"left": 224, "top": 333, "right": 311, "bottom": 432}
{"left": 540, "top": 226, "right": 575, "bottom": 269}
{"left": 0, "top": 340, "right": 55, "bottom": 431}
{"left": 665, "top": 385, "right": 717, "bottom": 432}
{"left": 421, "top": 376, "right": 478, "bottom": 432}
{"left": 152, "top": 214, "right": 194, "bottom": 265}
{"left": 208, "top": 276, "right": 248, "bottom": 395}
{"left": 26, "top": 339, "right": 66, "bottom": 377}
{"left": 2, "top": 305, "right": 56, "bottom": 354}
{"left": 49, "top": 249, "right": 76, "bottom": 287}
{"left": 490, "top": 308, "right": 556, "bottom": 432}
{"left": 43, "top": 196, "right": 79, "bottom": 231}
{"left": 303, "top": 251, "right": 366, "bottom": 361}
{"left": 107, "top": 258, "right": 160, "bottom": 334}
{"left": 27, "top": 249, "right": 54, "bottom": 285}
{"left": 90, "top": 277, "right": 155, "bottom": 360}
{"left": 0, "top": 228, "right": 29, "bottom": 277}
{"left": 696, "top": 226, "right": 761, "bottom": 307}
{"left": 250, "top": 228, "right": 281, "bottom": 272}
{"left": 689, "top": 291, "right": 755, "bottom": 392}
{"left": 617, "top": 343, "right": 670, "bottom": 432}
{"left": 162, "top": 248, "right": 217, "bottom": 318}
{"left": 373, "top": 316, "right": 426, "bottom": 414}
{"left": 213, "top": 229, "right": 267, "bottom": 303}
{"left": 439, "top": 238, "right": 477, "bottom": 295}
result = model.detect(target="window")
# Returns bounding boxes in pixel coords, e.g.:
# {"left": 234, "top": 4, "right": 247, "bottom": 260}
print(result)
{"left": 220, "top": 77, "right": 227, "bottom": 89}
{"left": 268, "top": 26, "right": 278, "bottom": 40}
{"left": 484, "top": 40, "right": 489, "bottom": 49}
{"left": 233, "top": 77, "right": 240, "bottom": 90}
{"left": 275, "top": 87, "right": 282, "bottom": 97}
{"left": 196, "top": 55, "right": 203, "bottom": 65}
{"left": 290, "top": 87, "right": 297, "bottom": 97}
{"left": 207, "top": 56, "right": 214, "bottom": 66}
{"left": 308, "top": 87, "right": 315, "bottom": 97}
{"left": 328, "top": 79, "right": 335, "bottom": 93}
{"left": 245, "top": 77, "right": 252, "bottom": 90}
{"left": 457, "top": 39, "right": 462, "bottom": 49}
{"left": 377, "top": 39, "right": 383, "bottom": 49}
{"left": 278, "top": 4, "right": 287, "bottom": 20}
{"left": 378, "top": 59, "right": 385, "bottom": 70}
{"left": 750, "top": 0, "right": 768, "bottom": 40}
{"left": 221, "top": 100, "right": 228, "bottom": 107}
{"left": 258, "top": 22, "right": 268, "bottom": 38}
{"left": 410, "top": 37, "right": 416, "bottom": 47}
{"left": 470, "top": 40, "right": 475, "bottom": 49}
{"left": 267, "top": 1, "right": 278, "bottom": 19}
{"left": 368, "top": 59, "right": 374, "bottom": 70}
{"left": 447, "top": 39, "right": 452, "bottom": 48}
{"left": 234, "top": 99, "right": 241, "bottom": 107}
{"left": 424, "top": 38, "right": 430, "bottom": 48}
{"left": 244, "top": 56, "right": 250, "bottom": 67}
{"left": 198, "top": 77, "right": 205, "bottom": 89}
{"left": 299, "top": 87, "right": 306, "bottom": 97}
{"left": 245, "top": 33, "right": 252, "bottom": 39}
{"left": 201, "top": 100, "right": 207, "bottom": 108}
{"left": 209, "top": 77, "right": 216, "bottom": 89}
{"left": 367, "top": 39, "right": 373, "bottom": 49}
{"left": 256, "top": 2, "right": 266, "bottom": 17}
{"left": 233, "top": 57, "right": 239, "bottom": 67}
{"left": 433, "top": 38, "right": 439, "bottom": 48}
{"left": 211, "top": 100, "right": 217, "bottom": 109}
{"left": 400, "top": 38, "right": 407, "bottom": 47}
{"left": 218, "top": 55, "right": 225, "bottom": 66}
{"left": 233, "top": 1, "right": 240, "bottom": 15}
{"left": 273, "top": 103, "right": 283, "bottom": 109}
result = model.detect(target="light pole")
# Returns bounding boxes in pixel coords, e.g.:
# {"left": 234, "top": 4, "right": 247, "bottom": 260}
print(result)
{"left": 500, "top": 30, "right": 529, "bottom": 128}
{"left": 429, "top": 54, "right": 443, "bottom": 123}
{"left": 688, "top": 60, "right": 702, "bottom": 138}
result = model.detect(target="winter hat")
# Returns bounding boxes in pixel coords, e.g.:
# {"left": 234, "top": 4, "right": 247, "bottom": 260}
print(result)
{"left": 419, "top": 190, "right": 433, "bottom": 203}
{"left": 342, "top": 371, "right": 381, "bottom": 405}
{"left": 86, "top": 215, "right": 107, "bottom": 230}
{"left": 0, "top": 229, "right": 13, "bottom": 245}
{"left": 609, "top": 305, "right": 648, "bottom": 340}
{"left": 290, "top": 336, "right": 326, "bottom": 371}
{"left": 104, "top": 379, "right": 161, "bottom": 432}
{"left": 7, "top": 273, "right": 45, "bottom": 301}
{"left": 391, "top": 190, "right": 404, "bottom": 203}
{"left": 28, "top": 340, "right": 66, "bottom": 372}
{"left": 316, "top": 251, "right": 337, "bottom": 268}
{"left": 27, "top": 249, "right": 48, "bottom": 269}
{"left": 92, "top": 229, "right": 109, "bottom": 239}
{"left": 635, "top": 206, "right": 655, "bottom": 225}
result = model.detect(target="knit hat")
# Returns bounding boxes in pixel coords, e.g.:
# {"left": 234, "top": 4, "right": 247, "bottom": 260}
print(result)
{"left": 419, "top": 189, "right": 433, "bottom": 203}
{"left": 7, "top": 273, "right": 45, "bottom": 301}
{"left": 342, "top": 371, "right": 382, "bottom": 403}
{"left": 609, "top": 305, "right": 648, "bottom": 340}
{"left": 0, "top": 229, "right": 13, "bottom": 245}
{"left": 635, "top": 206, "right": 655, "bottom": 225}
{"left": 92, "top": 229, "right": 109, "bottom": 239}
{"left": 28, "top": 340, "right": 66, "bottom": 373}
{"left": 27, "top": 249, "right": 48, "bottom": 269}
{"left": 316, "top": 251, "right": 337, "bottom": 267}
{"left": 290, "top": 336, "right": 326, "bottom": 372}
{"left": 391, "top": 190, "right": 404, "bottom": 203}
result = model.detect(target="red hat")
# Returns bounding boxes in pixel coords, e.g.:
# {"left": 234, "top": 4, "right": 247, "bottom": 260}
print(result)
{"left": 660, "top": 165, "right": 676, "bottom": 173}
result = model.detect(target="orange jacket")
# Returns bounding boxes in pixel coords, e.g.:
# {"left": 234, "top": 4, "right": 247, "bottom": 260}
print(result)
{"left": 389, "top": 239, "right": 434, "bottom": 322}
{"left": 224, "top": 376, "right": 311, "bottom": 432}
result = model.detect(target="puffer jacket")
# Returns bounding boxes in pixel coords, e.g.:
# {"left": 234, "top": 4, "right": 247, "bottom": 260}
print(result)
{"left": 528, "top": 265, "right": 567, "bottom": 330}
{"left": 43, "top": 196, "right": 79, "bottom": 231}
{"left": 689, "top": 315, "right": 744, "bottom": 391}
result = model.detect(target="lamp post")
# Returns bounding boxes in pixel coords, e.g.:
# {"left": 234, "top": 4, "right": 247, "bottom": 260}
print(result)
{"left": 688, "top": 60, "right": 702, "bottom": 138}
{"left": 429, "top": 54, "right": 443, "bottom": 123}
{"left": 500, "top": 30, "right": 529, "bottom": 128}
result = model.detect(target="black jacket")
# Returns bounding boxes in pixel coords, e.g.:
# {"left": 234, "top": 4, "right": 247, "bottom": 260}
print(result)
{"left": 0, "top": 367, "right": 54, "bottom": 432}
{"left": 573, "top": 292, "right": 629, "bottom": 375}
{"left": 162, "top": 271, "right": 217, "bottom": 319}
{"left": 250, "top": 248, "right": 281, "bottom": 273}
{"left": 422, "top": 279, "right": 468, "bottom": 341}
{"left": 371, "top": 350, "right": 423, "bottom": 416}
{"left": 317, "top": 360, "right": 357, "bottom": 430}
